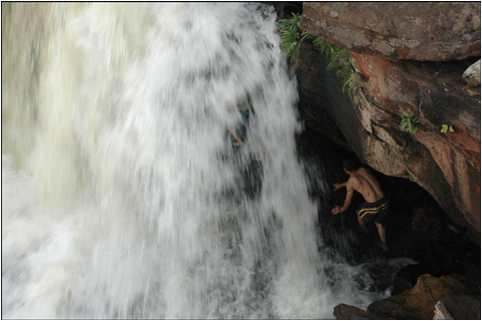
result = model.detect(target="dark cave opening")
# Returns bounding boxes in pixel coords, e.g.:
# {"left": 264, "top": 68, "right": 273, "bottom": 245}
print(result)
{"left": 295, "top": 113, "right": 480, "bottom": 296}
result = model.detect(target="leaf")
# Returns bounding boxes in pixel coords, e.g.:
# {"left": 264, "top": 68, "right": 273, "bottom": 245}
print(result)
{"left": 440, "top": 124, "right": 454, "bottom": 134}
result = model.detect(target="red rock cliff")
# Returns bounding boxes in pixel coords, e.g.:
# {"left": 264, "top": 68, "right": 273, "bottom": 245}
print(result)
{"left": 299, "top": 2, "right": 481, "bottom": 237}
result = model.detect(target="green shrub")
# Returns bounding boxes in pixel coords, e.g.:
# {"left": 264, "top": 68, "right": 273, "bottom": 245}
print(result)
{"left": 312, "top": 37, "right": 352, "bottom": 74}
{"left": 278, "top": 14, "right": 358, "bottom": 95}
{"left": 308, "top": 35, "right": 357, "bottom": 95}
{"left": 400, "top": 114, "right": 419, "bottom": 134}
{"left": 278, "top": 14, "right": 308, "bottom": 60}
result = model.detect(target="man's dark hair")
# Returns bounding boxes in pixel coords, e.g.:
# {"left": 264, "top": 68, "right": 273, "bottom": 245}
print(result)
{"left": 343, "top": 159, "right": 360, "bottom": 172}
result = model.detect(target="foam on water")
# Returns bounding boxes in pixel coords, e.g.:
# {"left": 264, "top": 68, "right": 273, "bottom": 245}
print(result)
{"left": 3, "top": 3, "right": 378, "bottom": 318}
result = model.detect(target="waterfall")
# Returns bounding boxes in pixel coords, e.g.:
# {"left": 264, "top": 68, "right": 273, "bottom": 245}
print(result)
{"left": 2, "top": 3, "right": 377, "bottom": 318}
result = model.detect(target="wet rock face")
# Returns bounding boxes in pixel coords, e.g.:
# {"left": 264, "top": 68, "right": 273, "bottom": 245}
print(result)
{"left": 297, "top": 2, "right": 481, "bottom": 237}
{"left": 349, "top": 52, "right": 481, "bottom": 235}
{"left": 334, "top": 274, "right": 480, "bottom": 320}
{"left": 297, "top": 40, "right": 481, "bottom": 237}
{"left": 302, "top": 2, "right": 481, "bottom": 61}
{"left": 333, "top": 303, "right": 374, "bottom": 320}
{"left": 367, "top": 274, "right": 474, "bottom": 319}
{"left": 295, "top": 3, "right": 481, "bottom": 318}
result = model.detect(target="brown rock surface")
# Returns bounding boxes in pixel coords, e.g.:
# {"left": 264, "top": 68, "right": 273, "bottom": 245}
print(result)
{"left": 297, "top": 2, "right": 481, "bottom": 238}
{"left": 295, "top": 3, "right": 481, "bottom": 318}
{"left": 367, "top": 274, "right": 468, "bottom": 319}
{"left": 333, "top": 303, "right": 375, "bottom": 320}
{"left": 349, "top": 53, "right": 481, "bottom": 235}
{"left": 301, "top": 2, "right": 481, "bottom": 61}
{"left": 297, "top": 40, "right": 480, "bottom": 236}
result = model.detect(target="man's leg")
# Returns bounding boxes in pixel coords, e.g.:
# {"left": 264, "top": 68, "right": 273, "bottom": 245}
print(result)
{"left": 375, "top": 222, "right": 388, "bottom": 251}
{"left": 357, "top": 214, "right": 363, "bottom": 227}
{"left": 357, "top": 214, "right": 369, "bottom": 233}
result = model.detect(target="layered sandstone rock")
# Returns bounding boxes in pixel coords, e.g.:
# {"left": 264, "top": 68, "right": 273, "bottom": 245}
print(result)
{"left": 350, "top": 53, "right": 481, "bottom": 234}
{"left": 301, "top": 2, "right": 480, "bottom": 61}
{"left": 298, "top": 2, "right": 481, "bottom": 237}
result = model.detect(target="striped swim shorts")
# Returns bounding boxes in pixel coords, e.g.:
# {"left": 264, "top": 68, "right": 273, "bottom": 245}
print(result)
{"left": 357, "top": 197, "right": 389, "bottom": 226}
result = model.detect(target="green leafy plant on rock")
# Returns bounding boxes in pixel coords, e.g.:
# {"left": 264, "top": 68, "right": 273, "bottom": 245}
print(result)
{"left": 278, "top": 14, "right": 359, "bottom": 96}
{"left": 440, "top": 123, "right": 455, "bottom": 134}
{"left": 307, "top": 34, "right": 358, "bottom": 96}
{"left": 400, "top": 114, "right": 420, "bottom": 134}
{"left": 278, "top": 14, "right": 309, "bottom": 61}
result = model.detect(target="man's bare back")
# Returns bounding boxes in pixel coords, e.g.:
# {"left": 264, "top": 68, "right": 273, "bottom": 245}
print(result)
{"left": 348, "top": 168, "right": 384, "bottom": 203}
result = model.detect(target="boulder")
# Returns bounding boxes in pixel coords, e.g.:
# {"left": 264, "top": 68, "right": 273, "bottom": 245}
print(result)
{"left": 301, "top": 2, "right": 481, "bottom": 61}
{"left": 367, "top": 274, "right": 468, "bottom": 319}
{"left": 433, "top": 300, "right": 453, "bottom": 319}
{"left": 392, "top": 263, "right": 429, "bottom": 295}
{"left": 297, "top": 40, "right": 481, "bottom": 238}
{"left": 463, "top": 59, "right": 481, "bottom": 87}
{"left": 333, "top": 304, "right": 375, "bottom": 320}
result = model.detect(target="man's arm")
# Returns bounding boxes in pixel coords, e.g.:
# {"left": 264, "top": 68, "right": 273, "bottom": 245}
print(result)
{"left": 333, "top": 182, "right": 347, "bottom": 191}
{"left": 338, "top": 184, "right": 354, "bottom": 213}
{"left": 228, "top": 128, "right": 242, "bottom": 145}
{"left": 332, "top": 180, "right": 354, "bottom": 215}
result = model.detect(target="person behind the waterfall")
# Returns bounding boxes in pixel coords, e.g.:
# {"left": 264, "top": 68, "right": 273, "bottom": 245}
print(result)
{"left": 331, "top": 159, "right": 390, "bottom": 251}
{"left": 228, "top": 98, "right": 252, "bottom": 147}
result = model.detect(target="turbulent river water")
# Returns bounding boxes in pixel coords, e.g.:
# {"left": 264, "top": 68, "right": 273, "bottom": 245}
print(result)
{"left": 3, "top": 3, "right": 383, "bottom": 318}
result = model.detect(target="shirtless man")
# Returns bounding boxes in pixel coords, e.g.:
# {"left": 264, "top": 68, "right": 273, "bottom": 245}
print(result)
{"left": 331, "top": 159, "right": 389, "bottom": 250}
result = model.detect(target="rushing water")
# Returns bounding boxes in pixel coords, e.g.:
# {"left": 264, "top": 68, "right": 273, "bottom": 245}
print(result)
{"left": 2, "top": 3, "right": 380, "bottom": 318}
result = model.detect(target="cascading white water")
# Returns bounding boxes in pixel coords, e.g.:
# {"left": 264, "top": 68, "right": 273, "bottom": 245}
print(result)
{"left": 2, "top": 3, "right": 379, "bottom": 318}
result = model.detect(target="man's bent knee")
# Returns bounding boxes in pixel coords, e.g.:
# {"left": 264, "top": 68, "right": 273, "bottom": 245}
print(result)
{"left": 375, "top": 222, "right": 385, "bottom": 229}
{"left": 357, "top": 216, "right": 363, "bottom": 226}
